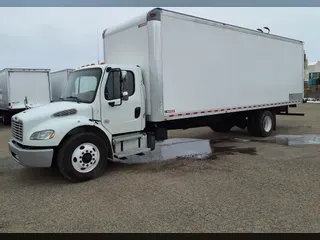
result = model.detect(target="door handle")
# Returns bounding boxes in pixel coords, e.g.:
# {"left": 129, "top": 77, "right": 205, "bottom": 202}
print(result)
{"left": 134, "top": 107, "right": 141, "bottom": 119}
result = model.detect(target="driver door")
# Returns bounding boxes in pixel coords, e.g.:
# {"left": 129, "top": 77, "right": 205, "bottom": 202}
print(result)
{"left": 100, "top": 68, "right": 144, "bottom": 135}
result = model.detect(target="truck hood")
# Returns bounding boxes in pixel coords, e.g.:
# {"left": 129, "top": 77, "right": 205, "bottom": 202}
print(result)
{"left": 13, "top": 101, "right": 93, "bottom": 123}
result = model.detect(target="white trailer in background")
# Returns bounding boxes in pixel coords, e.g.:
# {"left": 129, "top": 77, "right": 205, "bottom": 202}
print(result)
{"left": 50, "top": 69, "right": 73, "bottom": 102}
{"left": 8, "top": 8, "right": 304, "bottom": 182}
{"left": 0, "top": 68, "right": 51, "bottom": 124}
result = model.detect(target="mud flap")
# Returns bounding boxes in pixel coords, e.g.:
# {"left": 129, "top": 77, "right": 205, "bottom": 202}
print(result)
{"left": 272, "top": 112, "right": 276, "bottom": 131}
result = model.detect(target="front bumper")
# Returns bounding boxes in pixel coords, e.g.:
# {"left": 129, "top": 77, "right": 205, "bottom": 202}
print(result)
{"left": 8, "top": 139, "right": 54, "bottom": 168}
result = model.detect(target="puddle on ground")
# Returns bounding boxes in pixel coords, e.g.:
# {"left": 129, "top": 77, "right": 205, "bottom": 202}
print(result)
{"left": 275, "top": 134, "right": 320, "bottom": 146}
{"left": 112, "top": 134, "right": 320, "bottom": 165}
{"left": 115, "top": 138, "right": 257, "bottom": 164}
{"left": 210, "top": 134, "right": 320, "bottom": 146}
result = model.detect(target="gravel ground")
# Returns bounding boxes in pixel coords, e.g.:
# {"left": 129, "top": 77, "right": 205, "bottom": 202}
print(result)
{"left": 0, "top": 104, "right": 320, "bottom": 233}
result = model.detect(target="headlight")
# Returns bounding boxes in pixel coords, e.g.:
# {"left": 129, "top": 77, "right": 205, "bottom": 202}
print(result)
{"left": 30, "top": 130, "right": 55, "bottom": 140}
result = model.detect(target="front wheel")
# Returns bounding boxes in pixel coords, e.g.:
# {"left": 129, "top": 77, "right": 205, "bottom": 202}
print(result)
{"left": 56, "top": 132, "right": 108, "bottom": 182}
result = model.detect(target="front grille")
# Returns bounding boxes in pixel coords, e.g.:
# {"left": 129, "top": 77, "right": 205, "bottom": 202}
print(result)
{"left": 12, "top": 119, "right": 23, "bottom": 142}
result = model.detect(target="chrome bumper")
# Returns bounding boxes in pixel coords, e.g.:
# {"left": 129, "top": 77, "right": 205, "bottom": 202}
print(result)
{"left": 8, "top": 139, "right": 54, "bottom": 168}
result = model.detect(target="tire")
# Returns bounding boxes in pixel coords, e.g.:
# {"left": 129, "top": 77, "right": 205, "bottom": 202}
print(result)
{"left": 2, "top": 112, "right": 11, "bottom": 125}
{"left": 247, "top": 111, "right": 274, "bottom": 137}
{"left": 247, "top": 114, "right": 259, "bottom": 137}
{"left": 210, "top": 122, "right": 234, "bottom": 133}
{"left": 56, "top": 132, "right": 108, "bottom": 182}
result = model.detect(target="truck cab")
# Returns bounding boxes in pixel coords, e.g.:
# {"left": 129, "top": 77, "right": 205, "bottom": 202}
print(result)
{"left": 8, "top": 64, "right": 154, "bottom": 182}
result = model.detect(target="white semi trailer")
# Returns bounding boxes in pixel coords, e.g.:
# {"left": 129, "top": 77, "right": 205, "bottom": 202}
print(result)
{"left": 0, "top": 68, "right": 51, "bottom": 125}
{"left": 8, "top": 8, "right": 304, "bottom": 182}
{"left": 50, "top": 69, "right": 73, "bottom": 102}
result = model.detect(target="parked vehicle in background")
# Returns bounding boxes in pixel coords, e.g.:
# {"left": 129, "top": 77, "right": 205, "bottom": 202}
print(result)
{"left": 8, "top": 8, "right": 304, "bottom": 182}
{"left": 50, "top": 69, "right": 73, "bottom": 102}
{"left": 0, "top": 68, "right": 51, "bottom": 125}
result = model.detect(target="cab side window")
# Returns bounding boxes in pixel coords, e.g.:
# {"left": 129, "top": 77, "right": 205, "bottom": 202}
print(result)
{"left": 104, "top": 71, "right": 135, "bottom": 100}
{"left": 123, "top": 71, "right": 135, "bottom": 96}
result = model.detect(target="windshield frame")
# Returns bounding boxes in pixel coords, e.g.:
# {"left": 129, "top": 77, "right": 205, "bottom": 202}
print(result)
{"left": 61, "top": 67, "right": 103, "bottom": 104}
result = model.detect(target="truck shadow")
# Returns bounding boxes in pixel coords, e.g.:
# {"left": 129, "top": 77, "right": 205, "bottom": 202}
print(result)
{"left": 16, "top": 167, "right": 68, "bottom": 185}
{"left": 107, "top": 138, "right": 258, "bottom": 173}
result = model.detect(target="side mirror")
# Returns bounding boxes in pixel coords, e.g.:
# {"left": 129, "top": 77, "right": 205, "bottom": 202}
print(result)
{"left": 122, "top": 91, "right": 129, "bottom": 101}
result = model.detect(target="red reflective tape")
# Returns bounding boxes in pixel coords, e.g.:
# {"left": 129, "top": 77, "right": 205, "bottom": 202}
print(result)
{"left": 138, "top": 22, "right": 147, "bottom": 28}
{"left": 171, "top": 102, "right": 294, "bottom": 118}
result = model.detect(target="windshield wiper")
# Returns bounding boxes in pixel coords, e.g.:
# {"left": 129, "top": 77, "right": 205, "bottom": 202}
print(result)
{"left": 65, "top": 96, "right": 80, "bottom": 103}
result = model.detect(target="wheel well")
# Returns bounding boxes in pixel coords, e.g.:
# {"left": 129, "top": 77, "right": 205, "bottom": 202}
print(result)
{"left": 53, "top": 126, "right": 113, "bottom": 165}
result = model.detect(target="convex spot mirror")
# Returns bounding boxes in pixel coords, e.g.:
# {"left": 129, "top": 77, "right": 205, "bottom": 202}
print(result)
{"left": 120, "top": 70, "right": 129, "bottom": 101}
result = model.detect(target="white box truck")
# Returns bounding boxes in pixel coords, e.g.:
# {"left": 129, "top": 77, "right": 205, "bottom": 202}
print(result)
{"left": 50, "top": 69, "right": 73, "bottom": 102}
{"left": 8, "top": 8, "right": 304, "bottom": 182}
{"left": 0, "top": 68, "right": 51, "bottom": 125}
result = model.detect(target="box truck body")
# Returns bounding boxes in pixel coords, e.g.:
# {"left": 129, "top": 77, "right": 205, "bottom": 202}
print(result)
{"left": 103, "top": 8, "right": 304, "bottom": 123}
{"left": 8, "top": 8, "right": 304, "bottom": 182}
{"left": 50, "top": 69, "right": 73, "bottom": 102}
{"left": 0, "top": 68, "right": 51, "bottom": 124}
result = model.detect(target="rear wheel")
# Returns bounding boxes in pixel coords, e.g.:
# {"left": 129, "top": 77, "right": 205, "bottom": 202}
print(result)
{"left": 56, "top": 132, "right": 108, "bottom": 182}
{"left": 2, "top": 112, "right": 11, "bottom": 125}
{"left": 247, "top": 110, "right": 274, "bottom": 137}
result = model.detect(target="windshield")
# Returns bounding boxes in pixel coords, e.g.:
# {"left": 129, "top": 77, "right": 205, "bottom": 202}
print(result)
{"left": 61, "top": 68, "right": 102, "bottom": 103}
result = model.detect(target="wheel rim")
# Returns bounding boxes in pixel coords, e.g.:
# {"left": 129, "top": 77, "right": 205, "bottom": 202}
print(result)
{"left": 71, "top": 143, "right": 100, "bottom": 173}
{"left": 263, "top": 115, "right": 272, "bottom": 132}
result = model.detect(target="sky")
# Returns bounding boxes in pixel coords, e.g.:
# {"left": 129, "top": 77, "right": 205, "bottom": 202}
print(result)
{"left": 0, "top": 7, "right": 318, "bottom": 71}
